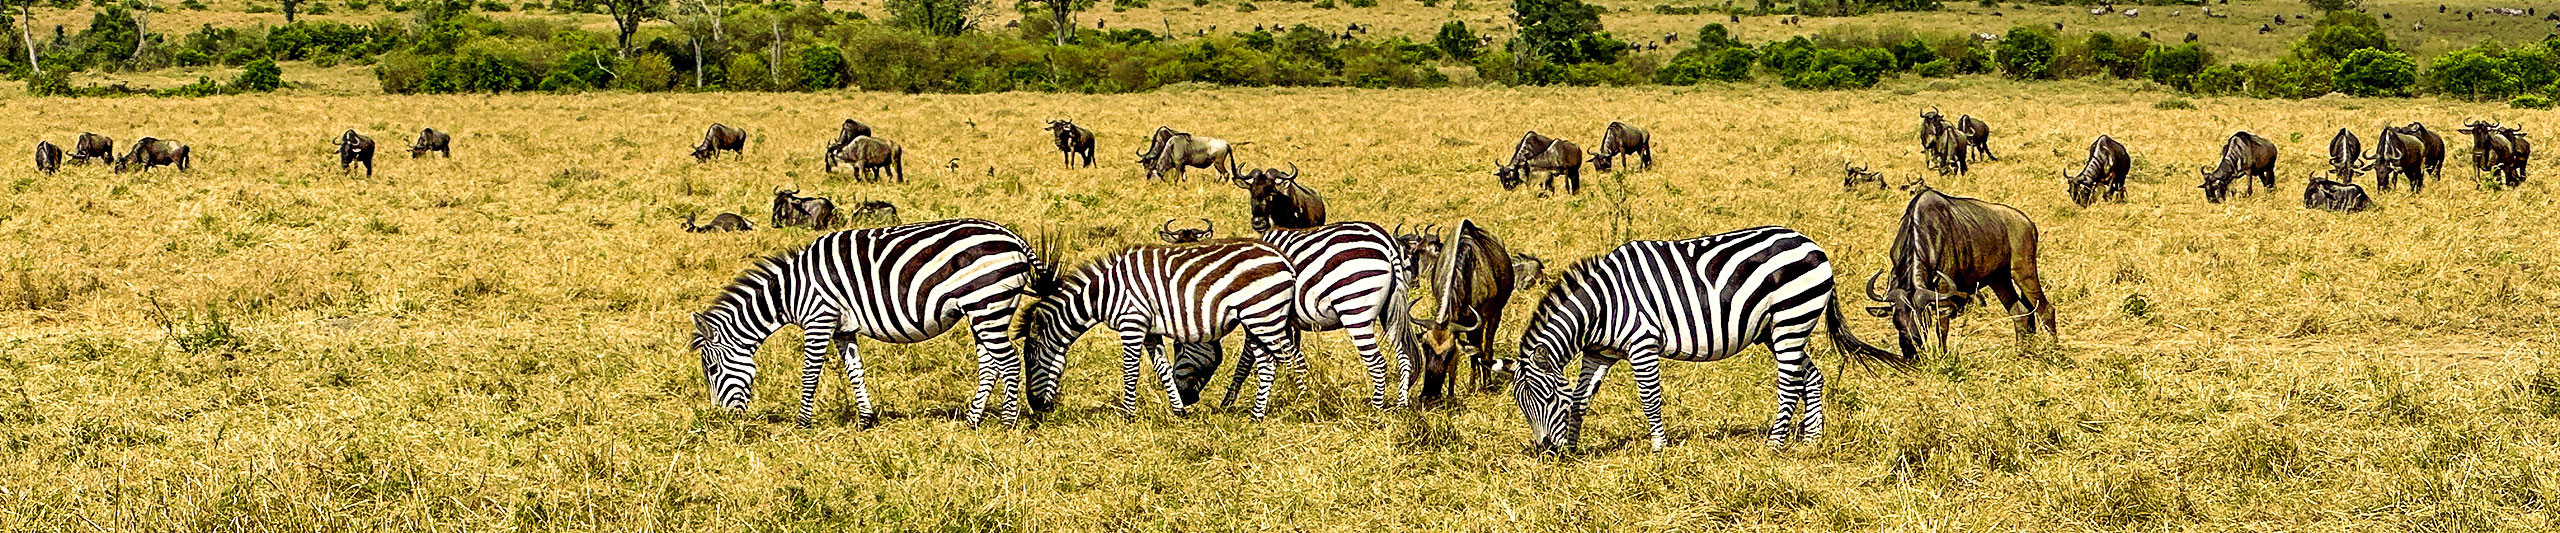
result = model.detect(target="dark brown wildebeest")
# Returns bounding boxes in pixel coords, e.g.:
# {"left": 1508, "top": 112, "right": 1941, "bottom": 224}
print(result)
{"left": 410, "top": 128, "right": 452, "bottom": 158}
{"left": 1496, "top": 131, "right": 1584, "bottom": 194}
{"left": 1234, "top": 163, "right": 1326, "bottom": 232}
{"left": 1139, "top": 127, "right": 1242, "bottom": 181}
{"left": 336, "top": 129, "right": 376, "bottom": 177}
{"left": 769, "top": 188, "right": 838, "bottom": 230}
{"left": 1926, "top": 124, "right": 1972, "bottom": 175}
{"left": 2458, "top": 121, "right": 2530, "bottom": 187}
{"left": 1156, "top": 218, "right": 1215, "bottom": 244}
{"left": 115, "top": 137, "right": 190, "bottom": 173}
{"left": 2368, "top": 126, "right": 2426, "bottom": 193}
{"left": 825, "top": 119, "right": 873, "bottom": 159}
{"left": 827, "top": 135, "right": 906, "bottom": 182}
{"left": 2504, "top": 125, "right": 2532, "bottom": 185}
{"left": 1045, "top": 120, "right": 1096, "bottom": 168}
{"left": 2062, "top": 135, "right": 2129, "bottom": 207}
{"left": 72, "top": 133, "right": 113, "bottom": 164}
{"left": 1843, "top": 162, "right": 1889, "bottom": 189}
{"left": 683, "top": 212, "right": 755, "bottom": 232}
{"left": 2303, "top": 173, "right": 2373, "bottom": 212}
{"left": 2327, "top": 128, "right": 2363, "bottom": 182}
{"left": 1920, "top": 108, "right": 1997, "bottom": 164}
{"left": 1587, "top": 121, "right": 1652, "bottom": 172}
{"left": 691, "top": 123, "right": 747, "bottom": 162}
{"left": 2197, "top": 131, "right": 2278, "bottom": 203}
{"left": 2400, "top": 122, "right": 2446, "bottom": 181}
{"left": 1404, "top": 219, "right": 1516, "bottom": 401}
{"left": 1864, "top": 188, "right": 2055, "bottom": 358}
{"left": 35, "top": 141, "right": 62, "bottom": 174}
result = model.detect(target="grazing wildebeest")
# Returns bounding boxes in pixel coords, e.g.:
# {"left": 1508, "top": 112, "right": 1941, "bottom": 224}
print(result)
{"left": 2062, "top": 135, "right": 2130, "bottom": 207}
{"left": 1587, "top": 122, "right": 1653, "bottom": 172}
{"left": 2368, "top": 126, "right": 2426, "bottom": 193}
{"left": 2327, "top": 128, "right": 2363, "bottom": 182}
{"left": 1046, "top": 120, "right": 1096, "bottom": 168}
{"left": 1926, "top": 124, "right": 1973, "bottom": 175}
{"left": 769, "top": 188, "right": 839, "bottom": 230}
{"left": 1496, "top": 131, "right": 1584, "bottom": 194}
{"left": 2303, "top": 173, "right": 2373, "bottom": 212}
{"left": 1138, "top": 127, "right": 1242, "bottom": 181}
{"left": 336, "top": 129, "right": 376, "bottom": 177}
{"left": 410, "top": 128, "right": 452, "bottom": 158}
{"left": 684, "top": 212, "right": 756, "bottom": 232}
{"left": 2458, "top": 121, "right": 2530, "bottom": 187}
{"left": 72, "top": 133, "right": 113, "bottom": 164}
{"left": 1234, "top": 163, "right": 1327, "bottom": 231}
{"left": 1865, "top": 188, "right": 2055, "bottom": 358}
{"left": 1156, "top": 218, "right": 1215, "bottom": 244}
{"left": 825, "top": 119, "right": 873, "bottom": 159}
{"left": 35, "top": 141, "right": 62, "bottom": 174}
{"left": 1404, "top": 220, "right": 1516, "bottom": 401}
{"left": 2400, "top": 122, "right": 2446, "bottom": 182}
{"left": 1920, "top": 108, "right": 1998, "bottom": 164}
{"left": 2197, "top": 131, "right": 2278, "bottom": 203}
{"left": 828, "top": 135, "right": 906, "bottom": 182}
{"left": 1844, "top": 162, "right": 1889, "bottom": 189}
{"left": 691, "top": 123, "right": 747, "bottom": 162}
{"left": 115, "top": 137, "right": 190, "bottom": 173}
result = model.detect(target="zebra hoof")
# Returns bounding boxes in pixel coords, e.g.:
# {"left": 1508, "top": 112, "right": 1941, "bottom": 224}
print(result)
{"left": 857, "top": 412, "right": 878, "bottom": 429}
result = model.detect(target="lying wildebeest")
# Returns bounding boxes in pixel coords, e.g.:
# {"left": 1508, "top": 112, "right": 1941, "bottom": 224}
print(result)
{"left": 2401, "top": 122, "right": 2445, "bottom": 182}
{"left": 1920, "top": 107, "right": 1998, "bottom": 163}
{"left": 2368, "top": 126, "right": 2426, "bottom": 193}
{"left": 2062, "top": 135, "right": 2129, "bottom": 207}
{"left": 691, "top": 123, "right": 747, "bottom": 162}
{"left": 846, "top": 200, "right": 899, "bottom": 225}
{"left": 684, "top": 212, "right": 756, "bottom": 232}
{"left": 1045, "top": 120, "right": 1096, "bottom": 168}
{"left": 1235, "top": 163, "right": 1326, "bottom": 231}
{"left": 2197, "top": 131, "right": 2278, "bottom": 203}
{"left": 2303, "top": 173, "right": 2373, "bottom": 212}
{"left": 336, "top": 129, "right": 376, "bottom": 177}
{"left": 828, "top": 135, "right": 905, "bottom": 182}
{"left": 2458, "top": 121, "right": 2530, "bottom": 187}
{"left": 410, "top": 128, "right": 452, "bottom": 158}
{"left": 1865, "top": 187, "right": 2055, "bottom": 358}
{"left": 1587, "top": 121, "right": 1652, "bottom": 172}
{"left": 1496, "top": 131, "right": 1583, "bottom": 194}
{"left": 1511, "top": 253, "right": 1547, "bottom": 288}
{"left": 769, "top": 188, "right": 838, "bottom": 230}
{"left": 1405, "top": 219, "right": 1516, "bottom": 401}
{"left": 115, "top": 137, "right": 190, "bottom": 173}
{"left": 1157, "top": 218, "right": 1215, "bottom": 244}
{"left": 72, "top": 133, "right": 113, "bottom": 164}
{"left": 35, "top": 141, "right": 62, "bottom": 174}
{"left": 1138, "top": 127, "right": 1242, "bottom": 181}
{"left": 825, "top": 119, "right": 873, "bottom": 159}
{"left": 2327, "top": 128, "right": 2363, "bottom": 182}
{"left": 1844, "top": 162, "right": 1889, "bottom": 189}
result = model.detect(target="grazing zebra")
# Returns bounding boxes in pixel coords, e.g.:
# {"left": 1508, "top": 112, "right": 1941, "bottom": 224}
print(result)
{"left": 691, "top": 219, "right": 1040, "bottom": 428}
{"left": 1019, "top": 239, "right": 1305, "bottom": 420}
{"left": 1169, "top": 222, "right": 1416, "bottom": 411}
{"left": 1489, "top": 227, "right": 1911, "bottom": 452}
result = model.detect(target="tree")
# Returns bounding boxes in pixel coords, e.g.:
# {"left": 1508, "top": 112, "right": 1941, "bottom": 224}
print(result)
{"left": 2334, "top": 48, "right": 2414, "bottom": 96}
{"left": 1434, "top": 20, "right": 1476, "bottom": 61}
{"left": 2302, "top": 0, "right": 2355, "bottom": 12}
{"left": 1016, "top": 0, "right": 1094, "bottom": 46}
{"left": 571, "top": 0, "right": 664, "bottom": 57}
{"left": 2294, "top": 11, "right": 2389, "bottom": 61}
{"left": 1994, "top": 25, "right": 2057, "bottom": 79}
{"left": 1511, "top": 0, "right": 1621, "bottom": 66}
{"left": 282, "top": 0, "right": 301, "bottom": 22}
{"left": 675, "top": 0, "right": 730, "bottom": 88}
{"left": 888, "top": 0, "right": 983, "bottom": 37}
{"left": 17, "top": 0, "right": 39, "bottom": 74}
{"left": 2144, "top": 42, "right": 2213, "bottom": 91}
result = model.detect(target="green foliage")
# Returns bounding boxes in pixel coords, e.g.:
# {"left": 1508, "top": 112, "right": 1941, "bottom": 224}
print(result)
{"left": 2244, "top": 58, "right": 2336, "bottom": 99}
{"left": 1783, "top": 47, "right": 1893, "bottom": 89}
{"left": 1511, "top": 0, "right": 1624, "bottom": 66}
{"left": 2144, "top": 43, "right": 2211, "bottom": 91}
{"left": 1655, "top": 45, "right": 1753, "bottom": 84}
{"left": 2077, "top": 32, "right": 2149, "bottom": 79}
{"left": 887, "top": 0, "right": 983, "bottom": 36}
{"left": 617, "top": 52, "right": 676, "bottom": 91}
{"left": 232, "top": 58, "right": 285, "bottom": 92}
{"left": 2301, "top": 0, "right": 2353, "bottom": 12}
{"left": 2428, "top": 47, "right": 2515, "bottom": 100}
{"left": 1694, "top": 23, "right": 1742, "bottom": 50}
{"left": 798, "top": 43, "right": 845, "bottom": 90}
{"left": 2515, "top": 94, "right": 2556, "bottom": 110}
{"left": 1887, "top": 37, "right": 1936, "bottom": 70}
{"left": 1435, "top": 21, "right": 1479, "bottom": 61}
{"left": 1914, "top": 58, "right": 1954, "bottom": 78}
{"left": 1311, "top": 0, "right": 1333, "bottom": 7}
{"left": 1994, "top": 26, "right": 2057, "bottom": 80}
{"left": 2294, "top": 11, "right": 2389, "bottom": 62}
{"left": 2195, "top": 63, "right": 2248, "bottom": 95}
{"left": 2333, "top": 48, "right": 2414, "bottom": 97}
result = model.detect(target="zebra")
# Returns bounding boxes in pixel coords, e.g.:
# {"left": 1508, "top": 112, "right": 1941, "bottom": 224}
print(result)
{"left": 691, "top": 218, "right": 1040, "bottom": 428}
{"left": 1019, "top": 239, "right": 1305, "bottom": 420}
{"left": 1170, "top": 222, "right": 1417, "bottom": 411}
{"left": 1487, "top": 226, "right": 1912, "bottom": 452}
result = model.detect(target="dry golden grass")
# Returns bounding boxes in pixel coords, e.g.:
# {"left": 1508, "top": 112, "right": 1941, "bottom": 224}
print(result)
{"left": 4, "top": 80, "right": 2559, "bottom": 530}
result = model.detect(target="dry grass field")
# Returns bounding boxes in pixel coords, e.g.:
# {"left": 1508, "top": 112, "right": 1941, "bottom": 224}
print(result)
{"left": 4, "top": 79, "right": 2560, "bottom": 530}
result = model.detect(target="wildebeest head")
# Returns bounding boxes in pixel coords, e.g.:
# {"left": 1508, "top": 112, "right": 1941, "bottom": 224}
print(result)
{"left": 1495, "top": 163, "right": 1526, "bottom": 190}
{"left": 1156, "top": 218, "right": 1214, "bottom": 244}
{"left": 1393, "top": 224, "right": 1443, "bottom": 277}
{"left": 1236, "top": 163, "right": 1324, "bottom": 232}
{"left": 1864, "top": 270, "right": 1969, "bottom": 359}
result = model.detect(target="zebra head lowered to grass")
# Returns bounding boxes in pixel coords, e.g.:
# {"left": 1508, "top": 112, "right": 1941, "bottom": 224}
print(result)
{"left": 1171, "top": 220, "right": 1419, "bottom": 411}
{"left": 691, "top": 219, "right": 1041, "bottom": 428}
{"left": 1490, "top": 227, "right": 1911, "bottom": 453}
{"left": 1017, "top": 239, "right": 1305, "bottom": 420}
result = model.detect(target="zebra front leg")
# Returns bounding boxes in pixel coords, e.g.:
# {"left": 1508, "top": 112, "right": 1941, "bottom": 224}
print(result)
{"left": 1566, "top": 352, "right": 1612, "bottom": 450}
{"left": 1623, "top": 342, "right": 1672, "bottom": 451}
{"left": 798, "top": 323, "right": 835, "bottom": 428}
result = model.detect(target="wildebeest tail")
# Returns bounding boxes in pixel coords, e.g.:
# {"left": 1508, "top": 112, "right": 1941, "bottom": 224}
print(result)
{"left": 1826, "top": 291, "right": 1914, "bottom": 371}
{"left": 1381, "top": 249, "right": 1419, "bottom": 392}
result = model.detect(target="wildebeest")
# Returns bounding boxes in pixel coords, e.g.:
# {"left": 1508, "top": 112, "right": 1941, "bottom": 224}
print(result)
{"left": 1920, "top": 108, "right": 1998, "bottom": 163}
{"left": 828, "top": 135, "right": 906, "bottom": 182}
{"left": 1495, "top": 131, "right": 1584, "bottom": 194}
{"left": 691, "top": 123, "right": 747, "bottom": 162}
{"left": 2197, "top": 131, "right": 2278, "bottom": 203}
{"left": 115, "top": 137, "right": 190, "bottom": 173}
{"left": 1844, "top": 162, "right": 1888, "bottom": 189}
{"left": 2327, "top": 128, "right": 2363, "bottom": 182}
{"left": 336, "top": 129, "right": 376, "bottom": 177}
{"left": 2400, "top": 122, "right": 2446, "bottom": 182}
{"left": 1156, "top": 218, "right": 1215, "bottom": 244}
{"left": 72, "top": 133, "right": 113, "bottom": 164}
{"left": 683, "top": 212, "right": 756, "bottom": 232}
{"left": 1404, "top": 220, "right": 1516, "bottom": 401}
{"left": 1865, "top": 188, "right": 2055, "bottom": 358}
{"left": 846, "top": 200, "right": 899, "bottom": 225}
{"left": 410, "top": 128, "right": 452, "bottom": 158}
{"left": 1510, "top": 253, "right": 1547, "bottom": 288}
{"left": 2458, "top": 121, "right": 2530, "bottom": 187}
{"left": 2062, "top": 135, "right": 2130, "bottom": 207}
{"left": 1587, "top": 121, "right": 1653, "bottom": 172}
{"left": 825, "top": 119, "right": 873, "bottom": 159}
{"left": 35, "top": 141, "right": 62, "bottom": 174}
{"left": 2303, "top": 173, "right": 2373, "bottom": 212}
{"left": 2368, "top": 126, "right": 2426, "bottom": 193}
{"left": 1044, "top": 120, "right": 1096, "bottom": 168}
{"left": 1234, "top": 163, "right": 1326, "bottom": 232}
{"left": 769, "top": 188, "right": 838, "bottom": 230}
{"left": 1138, "top": 127, "right": 1242, "bottom": 181}
{"left": 1925, "top": 124, "right": 1972, "bottom": 175}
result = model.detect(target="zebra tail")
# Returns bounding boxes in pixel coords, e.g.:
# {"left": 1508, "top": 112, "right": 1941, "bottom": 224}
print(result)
{"left": 1382, "top": 255, "right": 1420, "bottom": 386}
{"left": 1824, "top": 295, "right": 1915, "bottom": 372}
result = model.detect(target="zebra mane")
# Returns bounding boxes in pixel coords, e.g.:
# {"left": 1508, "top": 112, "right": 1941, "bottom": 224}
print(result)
{"left": 707, "top": 253, "right": 793, "bottom": 316}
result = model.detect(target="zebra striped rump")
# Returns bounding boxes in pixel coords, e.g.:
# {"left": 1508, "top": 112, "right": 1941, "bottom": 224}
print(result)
{"left": 1018, "top": 239, "right": 1308, "bottom": 420}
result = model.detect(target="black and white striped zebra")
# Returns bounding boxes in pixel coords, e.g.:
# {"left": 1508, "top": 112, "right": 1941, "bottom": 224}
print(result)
{"left": 1169, "top": 222, "right": 1416, "bottom": 410}
{"left": 1489, "top": 226, "right": 1911, "bottom": 452}
{"left": 692, "top": 218, "right": 1040, "bottom": 428}
{"left": 1019, "top": 239, "right": 1306, "bottom": 420}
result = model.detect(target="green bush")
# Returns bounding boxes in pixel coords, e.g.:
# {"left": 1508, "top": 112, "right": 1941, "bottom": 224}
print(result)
{"left": 2514, "top": 94, "right": 2556, "bottom": 110}
{"left": 180, "top": 0, "right": 205, "bottom": 9}
{"left": 1348, "top": 0, "right": 1374, "bottom": 6}
{"left": 174, "top": 48, "right": 212, "bottom": 67}
{"left": 1994, "top": 26, "right": 2058, "bottom": 80}
{"left": 2144, "top": 43, "right": 2211, "bottom": 91}
{"left": 2333, "top": 48, "right": 2414, "bottom": 97}
{"left": 1513, "top": 0, "right": 1625, "bottom": 66}
{"left": 231, "top": 58, "right": 284, "bottom": 92}
{"left": 1655, "top": 44, "right": 1754, "bottom": 84}
{"left": 798, "top": 43, "right": 844, "bottom": 90}
{"left": 1435, "top": 21, "right": 1478, "bottom": 61}
{"left": 2502, "top": 43, "right": 2560, "bottom": 91}
{"left": 1887, "top": 37, "right": 1936, "bottom": 70}
{"left": 2294, "top": 11, "right": 2389, "bottom": 61}
{"left": 1914, "top": 57, "right": 1954, "bottom": 78}
{"left": 617, "top": 53, "right": 675, "bottom": 91}
{"left": 1312, "top": 0, "right": 1333, "bottom": 8}
{"left": 2076, "top": 32, "right": 2147, "bottom": 79}
{"left": 2246, "top": 58, "right": 2335, "bottom": 99}
{"left": 2428, "top": 47, "right": 2515, "bottom": 100}
{"left": 2194, "top": 63, "right": 2247, "bottom": 95}
{"left": 478, "top": 0, "right": 507, "bottom": 10}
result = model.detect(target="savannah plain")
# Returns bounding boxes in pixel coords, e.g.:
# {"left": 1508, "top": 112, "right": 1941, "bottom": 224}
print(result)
{"left": 10, "top": 17, "right": 2560, "bottom": 530}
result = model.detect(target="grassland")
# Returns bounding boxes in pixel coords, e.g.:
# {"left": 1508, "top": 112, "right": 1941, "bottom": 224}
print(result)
{"left": 3, "top": 79, "right": 2559, "bottom": 530}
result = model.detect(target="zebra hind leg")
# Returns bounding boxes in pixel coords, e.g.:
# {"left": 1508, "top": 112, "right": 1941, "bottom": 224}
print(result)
{"left": 1342, "top": 317, "right": 1394, "bottom": 410}
{"left": 962, "top": 306, "right": 1019, "bottom": 428}
{"left": 836, "top": 335, "right": 877, "bottom": 429}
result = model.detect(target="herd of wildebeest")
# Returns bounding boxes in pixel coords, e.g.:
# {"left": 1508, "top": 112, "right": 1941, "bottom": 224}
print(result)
{"left": 23, "top": 109, "right": 2543, "bottom": 451}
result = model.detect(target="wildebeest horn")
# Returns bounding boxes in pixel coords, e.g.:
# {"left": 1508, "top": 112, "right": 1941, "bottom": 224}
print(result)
{"left": 1159, "top": 218, "right": 1179, "bottom": 239}
{"left": 1864, "top": 271, "right": 1890, "bottom": 302}
{"left": 1283, "top": 162, "right": 1299, "bottom": 181}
